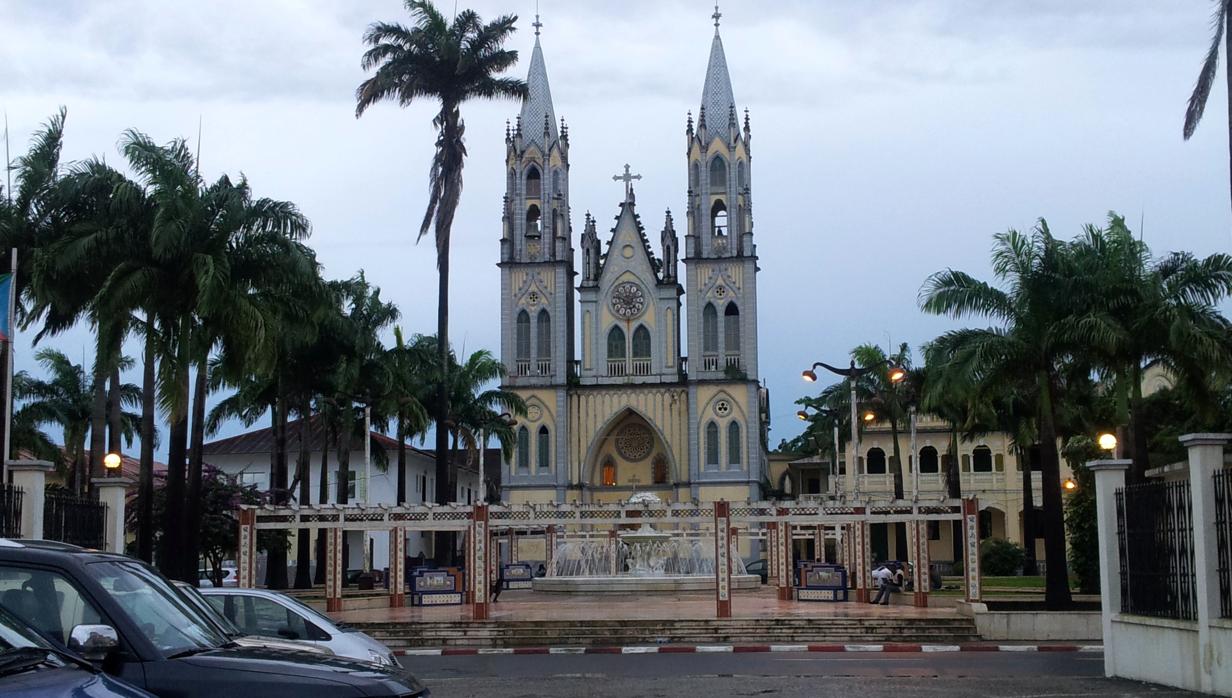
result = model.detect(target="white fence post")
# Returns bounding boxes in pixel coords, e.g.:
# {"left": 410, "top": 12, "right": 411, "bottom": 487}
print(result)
{"left": 8, "top": 460, "right": 53, "bottom": 540}
{"left": 1088, "top": 458, "right": 1129, "bottom": 679}
{"left": 1179, "top": 433, "right": 1231, "bottom": 695}
{"left": 92, "top": 477, "right": 132, "bottom": 553}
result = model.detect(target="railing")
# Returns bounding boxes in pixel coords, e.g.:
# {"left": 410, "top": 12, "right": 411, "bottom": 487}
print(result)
{"left": 631, "top": 358, "right": 652, "bottom": 376}
{"left": 702, "top": 354, "right": 719, "bottom": 371}
{"left": 44, "top": 492, "right": 107, "bottom": 549}
{"left": 725, "top": 355, "right": 741, "bottom": 370}
{"left": 1116, "top": 481, "right": 1197, "bottom": 621}
{"left": 1215, "top": 469, "right": 1232, "bottom": 618}
{"left": 0, "top": 483, "right": 22, "bottom": 538}
{"left": 515, "top": 359, "right": 532, "bottom": 376}
{"left": 607, "top": 360, "right": 627, "bottom": 377}
{"left": 536, "top": 359, "right": 552, "bottom": 376}
{"left": 570, "top": 360, "right": 581, "bottom": 380}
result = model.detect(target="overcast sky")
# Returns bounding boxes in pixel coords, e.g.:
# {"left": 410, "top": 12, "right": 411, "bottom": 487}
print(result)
{"left": 2, "top": 0, "right": 1229, "bottom": 456}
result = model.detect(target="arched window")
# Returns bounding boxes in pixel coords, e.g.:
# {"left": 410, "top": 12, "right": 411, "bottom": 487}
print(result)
{"left": 726, "top": 421, "right": 741, "bottom": 469}
{"left": 526, "top": 165, "right": 542, "bottom": 198}
{"left": 526, "top": 204, "right": 541, "bottom": 237}
{"left": 919, "top": 446, "right": 939, "bottom": 474}
{"left": 536, "top": 309, "right": 552, "bottom": 360}
{"left": 632, "top": 325, "right": 651, "bottom": 359}
{"left": 537, "top": 426, "right": 550, "bottom": 472}
{"left": 607, "top": 326, "right": 626, "bottom": 360}
{"left": 723, "top": 303, "right": 740, "bottom": 354}
{"left": 691, "top": 162, "right": 700, "bottom": 190}
{"left": 702, "top": 303, "right": 718, "bottom": 354}
{"left": 515, "top": 310, "right": 531, "bottom": 359}
{"left": 516, "top": 427, "right": 530, "bottom": 473}
{"left": 973, "top": 446, "right": 993, "bottom": 472}
{"left": 552, "top": 170, "right": 561, "bottom": 196}
{"left": 867, "top": 447, "right": 887, "bottom": 475}
{"left": 711, "top": 199, "right": 728, "bottom": 237}
{"left": 709, "top": 156, "right": 727, "bottom": 189}
{"left": 738, "top": 161, "right": 746, "bottom": 189}
{"left": 601, "top": 458, "right": 617, "bottom": 487}
{"left": 652, "top": 455, "right": 668, "bottom": 484}
{"left": 705, "top": 422, "right": 720, "bottom": 470}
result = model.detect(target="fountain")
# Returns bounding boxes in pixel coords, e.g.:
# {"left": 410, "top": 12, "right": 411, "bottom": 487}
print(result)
{"left": 532, "top": 493, "right": 760, "bottom": 593}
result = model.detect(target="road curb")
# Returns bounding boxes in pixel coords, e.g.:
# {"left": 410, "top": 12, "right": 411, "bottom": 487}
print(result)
{"left": 396, "top": 643, "right": 1101, "bottom": 657}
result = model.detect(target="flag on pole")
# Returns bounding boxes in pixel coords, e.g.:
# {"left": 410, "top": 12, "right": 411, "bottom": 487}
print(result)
{"left": 0, "top": 272, "right": 11, "bottom": 343}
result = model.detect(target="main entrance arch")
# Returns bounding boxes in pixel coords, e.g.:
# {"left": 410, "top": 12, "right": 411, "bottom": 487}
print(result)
{"left": 582, "top": 409, "right": 678, "bottom": 503}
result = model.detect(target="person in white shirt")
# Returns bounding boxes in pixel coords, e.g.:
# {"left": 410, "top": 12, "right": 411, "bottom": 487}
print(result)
{"left": 870, "top": 565, "right": 899, "bottom": 605}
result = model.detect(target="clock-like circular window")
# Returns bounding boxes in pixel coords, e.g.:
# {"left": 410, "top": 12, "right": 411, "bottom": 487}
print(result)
{"left": 615, "top": 423, "right": 654, "bottom": 462}
{"left": 714, "top": 399, "right": 732, "bottom": 417}
{"left": 610, "top": 281, "right": 646, "bottom": 319}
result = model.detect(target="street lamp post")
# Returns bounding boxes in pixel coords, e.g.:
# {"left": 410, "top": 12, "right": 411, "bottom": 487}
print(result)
{"left": 802, "top": 359, "right": 905, "bottom": 499}
{"left": 909, "top": 406, "right": 918, "bottom": 500}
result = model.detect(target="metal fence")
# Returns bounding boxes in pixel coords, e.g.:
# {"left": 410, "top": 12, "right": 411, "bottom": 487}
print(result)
{"left": 1215, "top": 469, "right": 1232, "bottom": 619}
{"left": 43, "top": 492, "right": 106, "bottom": 549}
{"left": 0, "top": 483, "right": 22, "bottom": 538}
{"left": 1116, "top": 481, "right": 1197, "bottom": 621}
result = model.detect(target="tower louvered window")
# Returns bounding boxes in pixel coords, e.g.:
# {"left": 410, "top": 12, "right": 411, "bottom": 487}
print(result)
{"left": 723, "top": 302, "right": 740, "bottom": 364}
{"left": 536, "top": 309, "right": 552, "bottom": 375}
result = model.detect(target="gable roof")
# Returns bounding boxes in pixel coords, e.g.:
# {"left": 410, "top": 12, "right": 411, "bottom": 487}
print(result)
{"left": 202, "top": 415, "right": 405, "bottom": 456}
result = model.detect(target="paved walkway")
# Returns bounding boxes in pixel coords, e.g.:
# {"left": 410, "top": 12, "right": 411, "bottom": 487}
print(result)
{"left": 334, "top": 587, "right": 960, "bottom": 623}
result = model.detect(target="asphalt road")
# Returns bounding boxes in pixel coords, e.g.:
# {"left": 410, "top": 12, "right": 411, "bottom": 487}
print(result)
{"left": 401, "top": 651, "right": 1199, "bottom": 697}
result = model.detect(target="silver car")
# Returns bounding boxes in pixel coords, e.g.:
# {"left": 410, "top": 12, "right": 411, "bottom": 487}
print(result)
{"left": 199, "top": 587, "right": 396, "bottom": 666}
{"left": 171, "top": 581, "right": 333, "bottom": 657}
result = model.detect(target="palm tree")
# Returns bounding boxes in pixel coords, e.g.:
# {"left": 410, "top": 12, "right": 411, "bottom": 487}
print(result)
{"left": 356, "top": 0, "right": 526, "bottom": 521}
{"left": 920, "top": 222, "right": 1075, "bottom": 608}
{"left": 851, "top": 343, "right": 913, "bottom": 499}
{"left": 1184, "top": 0, "right": 1232, "bottom": 214}
{"left": 1066, "top": 214, "right": 1232, "bottom": 480}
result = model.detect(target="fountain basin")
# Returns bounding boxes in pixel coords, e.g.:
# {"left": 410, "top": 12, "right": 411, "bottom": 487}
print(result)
{"left": 533, "top": 574, "right": 761, "bottom": 593}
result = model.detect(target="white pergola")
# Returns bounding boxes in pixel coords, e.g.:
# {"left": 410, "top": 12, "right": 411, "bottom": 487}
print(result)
{"left": 237, "top": 497, "right": 983, "bottom": 619}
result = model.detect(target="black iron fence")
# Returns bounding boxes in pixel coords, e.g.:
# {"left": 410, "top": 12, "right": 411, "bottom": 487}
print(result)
{"left": 0, "top": 483, "right": 22, "bottom": 538}
{"left": 1116, "top": 481, "right": 1197, "bottom": 621}
{"left": 43, "top": 492, "right": 106, "bottom": 549}
{"left": 1215, "top": 469, "right": 1232, "bottom": 619}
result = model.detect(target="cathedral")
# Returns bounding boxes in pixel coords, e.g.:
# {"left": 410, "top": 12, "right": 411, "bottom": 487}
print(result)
{"left": 499, "top": 11, "right": 768, "bottom": 506}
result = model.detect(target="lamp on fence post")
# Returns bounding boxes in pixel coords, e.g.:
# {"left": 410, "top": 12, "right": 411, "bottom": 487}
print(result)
{"left": 103, "top": 453, "right": 121, "bottom": 478}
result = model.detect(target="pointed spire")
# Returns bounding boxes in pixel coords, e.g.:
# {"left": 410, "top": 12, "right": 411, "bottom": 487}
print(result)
{"left": 700, "top": 7, "right": 737, "bottom": 136}
{"left": 519, "top": 17, "right": 558, "bottom": 150}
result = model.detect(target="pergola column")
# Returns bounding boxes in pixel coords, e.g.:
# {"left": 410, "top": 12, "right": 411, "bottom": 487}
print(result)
{"left": 388, "top": 527, "right": 405, "bottom": 608}
{"left": 237, "top": 508, "right": 257, "bottom": 589}
{"left": 961, "top": 498, "right": 982, "bottom": 603}
{"left": 814, "top": 525, "right": 824, "bottom": 561}
{"left": 714, "top": 500, "right": 732, "bottom": 618}
{"left": 325, "top": 527, "right": 344, "bottom": 612}
{"left": 907, "top": 519, "right": 930, "bottom": 607}
{"left": 767, "top": 522, "right": 779, "bottom": 586}
{"left": 471, "top": 504, "right": 490, "bottom": 620}
{"left": 776, "top": 508, "right": 792, "bottom": 601}
{"left": 508, "top": 529, "right": 518, "bottom": 564}
{"left": 607, "top": 529, "right": 618, "bottom": 576}
{"left": 854, "top": 514, "right": 871, "bottom": 602}
{"left": 545, "top": 525, "right": 557, "bottom": 576}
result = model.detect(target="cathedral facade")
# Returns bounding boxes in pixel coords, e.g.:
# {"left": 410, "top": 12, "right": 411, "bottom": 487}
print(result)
{"left": 499, "top": 15, "right": 768, "bottom": 506}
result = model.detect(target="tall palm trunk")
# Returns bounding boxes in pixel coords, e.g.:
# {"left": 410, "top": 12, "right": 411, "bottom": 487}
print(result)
{"left": 1020, "top": 445, "right": 1037, "bottom": 576}
{"left": 266, "top": 390, "right": 290, "bottom": 590}
{"left": 1036, "top": 371, "right": 1072, "bottom": 609}
{"left": 107, "top": 368, "right": 122, "bottom": 456}
{"left": 1127, "top": 367, "right": 1151, "bottom": 482}
{"left": 137, "top": 311, "right": 157, "bottom": 563}
{"left": 183, "top": 358, "right": 208, "bottom": 584}
{"left": 314, "top": 421, "right": 331, "bottom": 586}
{"left": 161, "top": 406, "right": 189, "bottom": 579}
{"left": 87, "top": 354, "right": 107, "bottom": 496}
{"left": 294, "top": 399, "right": 313, "bottom": 589}
{"left": 396, "top": 415, "right": 407, "bottom": 505}
{"left": 1226, "top": 10, "right": 1232, "bottom": 215}
{"left": 432, "top": 103, "right": 461, "bottom": 566}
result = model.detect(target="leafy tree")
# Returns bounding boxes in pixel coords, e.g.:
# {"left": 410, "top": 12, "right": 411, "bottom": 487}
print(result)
{"left": 356, "top": 0, "right": 526, "bottom": 528}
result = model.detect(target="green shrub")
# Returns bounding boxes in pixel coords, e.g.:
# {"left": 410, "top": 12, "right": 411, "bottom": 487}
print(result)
{"left": 980, "top": 538, "right": 1025, "bottom": 576}
{"left": 1063, "top": 436, "right": 1101, "bottom": 593}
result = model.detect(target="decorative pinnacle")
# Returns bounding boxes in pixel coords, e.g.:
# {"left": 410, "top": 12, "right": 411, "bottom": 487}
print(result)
{"left": 712, "top": 3, "right": 721, "bottom": 29}
{"left": 743, "top": 108, "right": 750, "bottom": 132}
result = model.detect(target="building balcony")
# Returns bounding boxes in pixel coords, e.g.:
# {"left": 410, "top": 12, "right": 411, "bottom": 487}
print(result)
{"left": 536, "top": 359, "right": 552, "bottom": 376}
{"left": 702, "top": 353, "right": 719, "bottom": 371}
{"left": 607, "top": 360, "right": 627, "bottom": 377}
{"left": 630, "top": 358, "right": 652, "bottom": 376}
{"left": 515, "top": 359, "right": 532, "bottom": 377}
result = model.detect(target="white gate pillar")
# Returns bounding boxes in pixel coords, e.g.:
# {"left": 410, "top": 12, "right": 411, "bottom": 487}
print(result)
{"left": 1089, "top": 458, "right": 1129, "bottom": 679}
{"left": 1179, "top": 434, "right": 1231, "bottom": 695}
{"left": 8, "top": 460, "right": 53, "bottom": 539}
{"left": 92, "top": 477, "right": 132, "bottom": 553}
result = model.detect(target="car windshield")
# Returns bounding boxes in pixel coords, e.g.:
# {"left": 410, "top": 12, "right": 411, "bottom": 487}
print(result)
{"left": 89, "top": 560, "right": 227, "bottom": 657}
{"left": 175, "top": 584, "right": 240, "bottom": 636}
{"left": 0, "top": 605, "right": 50, "bottom": 651}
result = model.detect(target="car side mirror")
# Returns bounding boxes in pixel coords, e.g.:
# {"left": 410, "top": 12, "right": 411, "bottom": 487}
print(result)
{"left": 68, "top": 624, "right": 119, "bottom": 662}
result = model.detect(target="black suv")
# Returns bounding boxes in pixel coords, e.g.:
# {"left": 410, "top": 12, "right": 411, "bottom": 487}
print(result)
{"left": 0, "top": 540, "right": 428, "bottom": 697}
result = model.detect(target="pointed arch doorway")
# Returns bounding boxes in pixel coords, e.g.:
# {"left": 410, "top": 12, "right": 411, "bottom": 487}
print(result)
{"left": 583, "top": 410, "right": 677, "bottom": 504}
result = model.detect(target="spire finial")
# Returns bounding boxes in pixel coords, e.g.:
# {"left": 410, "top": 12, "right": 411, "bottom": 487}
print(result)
{"left": 712, "top": 3, "right": 721, "bottom": 30}
{"left": 533, "top": 0, "right": 542, "bottom": 36}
